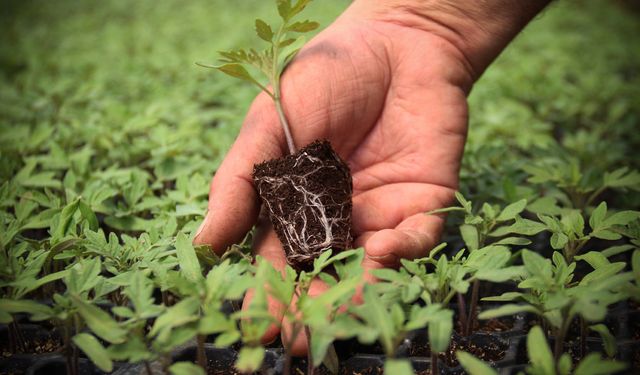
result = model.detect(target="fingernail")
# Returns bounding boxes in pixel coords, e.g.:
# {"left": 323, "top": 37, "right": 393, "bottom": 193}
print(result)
{"left": 193, "top": 210, "right": 209, "bottom": 241}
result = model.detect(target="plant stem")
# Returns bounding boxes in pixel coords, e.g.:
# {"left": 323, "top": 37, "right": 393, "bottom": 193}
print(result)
{"left": 196, "top": 334, "right": 207, "bottom": 370}
{"left": 144, "top": 361, "right": 155, "bottom": 375}
{"left": 431, "top": 350, "right": 439, "bottom": 375}
{"left": 465, "top": 280, "right": 480, "bottom": 336}
{"left": 554, "top": 320, "right": 570, "bottom": 361}
{"left": 456, "top": 293, "right": 468, "bottom": 336}
{"left": 274, "top": 96, "right": 296, "bottom": 155}
{"left": 579, "top": 317, "right": 587, "bottom": 359}
{"left": 304, "top": 325, "right": 314, "bottom": 375}
{"left": 283, "top": 323, "right": 301, "bottom": 375}
{"left": 271, "top": 24, "right": 296, "bottom": 155}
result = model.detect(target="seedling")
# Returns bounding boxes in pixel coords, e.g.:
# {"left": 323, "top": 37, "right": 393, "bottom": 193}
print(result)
{"left": 456, "top": 326, "right": 627, "bottom": 375}
{"left": 352, "top": 285, "right": 453, "bottom": 375}
{"left": 198, "top": 0, "right": 353, "bottom": 270}
{"left": 535, "top": 202, "right": 640, "bottom": 262}
{"left": 375, "top": 244, "right": 522, "bottom": 373}
{"left": 428, "top": 193, "right": 536, "bottom": 336}
{"left": 480, "top": 250, "right": 633, "bottom": 359}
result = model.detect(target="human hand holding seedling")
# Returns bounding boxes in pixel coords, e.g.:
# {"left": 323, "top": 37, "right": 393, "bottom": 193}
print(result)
{"left": 194, "top": 0, "right": 548, "bottom": 355}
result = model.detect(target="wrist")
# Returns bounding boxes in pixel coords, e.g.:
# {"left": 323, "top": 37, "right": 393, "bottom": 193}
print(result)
{"left": 345, "top": 0, "right": 550, "bottom": 81}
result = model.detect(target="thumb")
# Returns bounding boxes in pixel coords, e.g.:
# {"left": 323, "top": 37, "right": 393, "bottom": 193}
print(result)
{"left": 193, "top": 93, "right": 287, "bottom": 254}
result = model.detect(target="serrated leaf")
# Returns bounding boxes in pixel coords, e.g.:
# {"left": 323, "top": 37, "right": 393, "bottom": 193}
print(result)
{"left": 71, "top": 295, "right": 126, "bottom": 344}
{"left": 255, "top": 19, "right": 273, "bottom": 41}
{"left": 589, "top": 202, "right": 607, "bottom": 231}
{"left": 236, "top": 346, "right": 265, "bottom": 373}
{"left": 460, "top": 224, "right": 479, "bottom": 251}
{"left": 175, "top": 232, "right": 201, "bottom": 283}
{"left": 589, "top": 324, "right": 616, "bottom": 358}
{"left": 496, "top": 199, "right": 527, "bottom": 222}
{"left": 287, "top": 20, "right": 319, "bottom": 33}
{"left": 527, "top": 326, "right": 555, "bottom": 375}
{"left": 73, "top": 333, "right": 113, "bottom": 372}
{"left": 573, "top": 353, "right": 627, "bottom": 375}
{"left": 478, "top": 304, "right": 538, "bottom": 319}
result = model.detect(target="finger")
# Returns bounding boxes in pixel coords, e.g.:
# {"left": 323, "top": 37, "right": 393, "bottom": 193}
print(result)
{"left": 193, "top": 94, "right": 284, "bottom": 253}
{"left": 241, "top": 217, "right": 288, "bottom": 344}
{"left": 351, "top": 182, "right": 453, "bottom": 234}
{"left": 281, "top": 279, "right": 329, "bottom": 356}
{"left": 363, "top": 212, "right": 445, "bottom": 268}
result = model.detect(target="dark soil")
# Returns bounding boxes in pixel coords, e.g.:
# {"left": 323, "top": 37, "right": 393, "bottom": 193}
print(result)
{"left": 409, "top": 333, "right": 508, "bottom": 368}
{"left": 0, "top": 325, "right": 61, "bottom": 357}
{"left": 253, "top": 140, "right": 353, "bottom": 271}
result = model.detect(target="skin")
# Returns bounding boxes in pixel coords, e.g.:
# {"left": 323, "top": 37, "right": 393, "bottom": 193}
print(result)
{"left": 194, "top": 0, "right": 549, "bottom": 355}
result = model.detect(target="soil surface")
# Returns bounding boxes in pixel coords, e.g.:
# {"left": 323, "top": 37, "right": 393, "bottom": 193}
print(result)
{"left": 409, "top": 333, "right": 508, "bottom": 368}
{"left": 253, "top": 140, "right": 353, "bottom": 271}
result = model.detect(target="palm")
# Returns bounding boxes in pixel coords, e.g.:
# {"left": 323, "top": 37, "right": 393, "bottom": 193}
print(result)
{"left": 276, "top": 20, "right": 469, "bottom": 265}
{"left": 195, "top": 17, "right": 470, "bottom": 352}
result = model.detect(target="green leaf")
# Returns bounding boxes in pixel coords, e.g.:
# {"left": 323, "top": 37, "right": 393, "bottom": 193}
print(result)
{"left": 384, "top": 359, "right": 414, "bottom": 375}
{"left": 53, "top": 198, "right": 80, "bottom": 241}
{"left": 460, "top": 224, "right": 479, "bottom": 251}
{"left": 235, "top": 346, "right": 265, "bottom": 373}
{"left": 175, "top": 232, "right": 202, "bottom": 283}
{"left": 601, "top": 210, "right": 640, "bottom": 228}
{"left": 456, "top": 351, "right": 498, "bottom": 375}
{"left": 475, "top": 266, "right": 525, "bottom": 282}
{"left": 478, "top": 304, "right": 538, "bottom": 320}
{"left": 522, "top": 249, "right": 552, "bottom": 281}
{"left": 72, "top": 333, "right": 113, "bottom": 372}
{"left": 550, "top": 232, "right": 569, "bottom": 250}
{"left": 0, "top": 299, "right": 53, "bottom": 321}
{"left": 428, "top": 309, "right": 453, "bottom": 353}
{"left": 489, "top": 217, "right": 546, "bottom": 237}
{"left": 481, "top": 292, "right": 523, "bottom": 302}
{"left": 573, "top": 353, "right": 627, "bottom": 375}
{"left": 527, "top": 326, "right": 555, "bottom": 375}
{"left": 492, "top": 237, "right": 531, "bottom": 246}
{"left": 575, "top": 252, "right": 610, "bottom": 269}
{"left": 208, "top": 63, "right": 269, "bottom": 93}
{"left": 255, "top": 19, "right": 273, "bottom": 41}
{"left": 169, "top": 361, "right": 206, "bottom": 375}
{"left": 287, "top": 20, "right": 319, "bottom": 33}
{"left": 589, "top": 202, "right": 607, "bottom": 230}
{"left": 589, "top": 324, "right": 616, "bottom": 358}
{"left": 78, "top": 200, "right": 99, "bottom": 231}
{"left": 496, "top": 199, "right": 527, "bottom": 222}
{"left": 310, "top": 331, "right": 333, "bottom": 368}
{"left": 71, "top": 295, "right": 126, "bottom": 344}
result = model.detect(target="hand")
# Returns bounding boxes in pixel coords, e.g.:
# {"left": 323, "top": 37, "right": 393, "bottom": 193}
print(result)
{"left": 193, "top": 0, "right": 546, "bottom": 355}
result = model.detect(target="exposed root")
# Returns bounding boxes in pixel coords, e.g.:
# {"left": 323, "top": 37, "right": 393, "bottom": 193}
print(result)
{"left": 253, "top": 140, "right": 352, "bottom": 270}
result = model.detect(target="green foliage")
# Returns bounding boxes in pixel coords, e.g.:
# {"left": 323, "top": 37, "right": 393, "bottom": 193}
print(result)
{"left": 199, "top": 0, "right": 319, "bottom": 101}
{"left": 0, "top": 1, "right": 639, "bottom": 374}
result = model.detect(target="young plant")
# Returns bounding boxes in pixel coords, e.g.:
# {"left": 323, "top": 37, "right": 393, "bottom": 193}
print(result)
{"left": 287, "top": 248, "right": 363, "bottom": 374}
{"left": 149, "top": 233, "right": 251, "bottom": 373}
{"left": 198, "top": 0, "right": 353, "bottom": 271}
{"left": 535, "top": 202, "right": 640, "bottom": 262}
{"left": 352, "top": 284, "right": 453, "bottom": 375}
{"left": 456, "top": 326, "right": 627, "bottom": 375}
{"left": 480, "top": 250, "right": 633, "bottom": 360}
{"left": 523, "top": 154, "right": 640, "bottom": 209}
{"left": 0, "top": 242, "right": 67, "bottom": 353}
{"left": 26, "top": 258, "right": 123, "bottom": 375}
{"left": 429, "top": 193, "right": 539, "bottom": 335}
{"left": 107, "top": 272, "right": 166, "bottom": 375}
{"left": 376, "top": 243, "right": 524, "bottom": 336}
